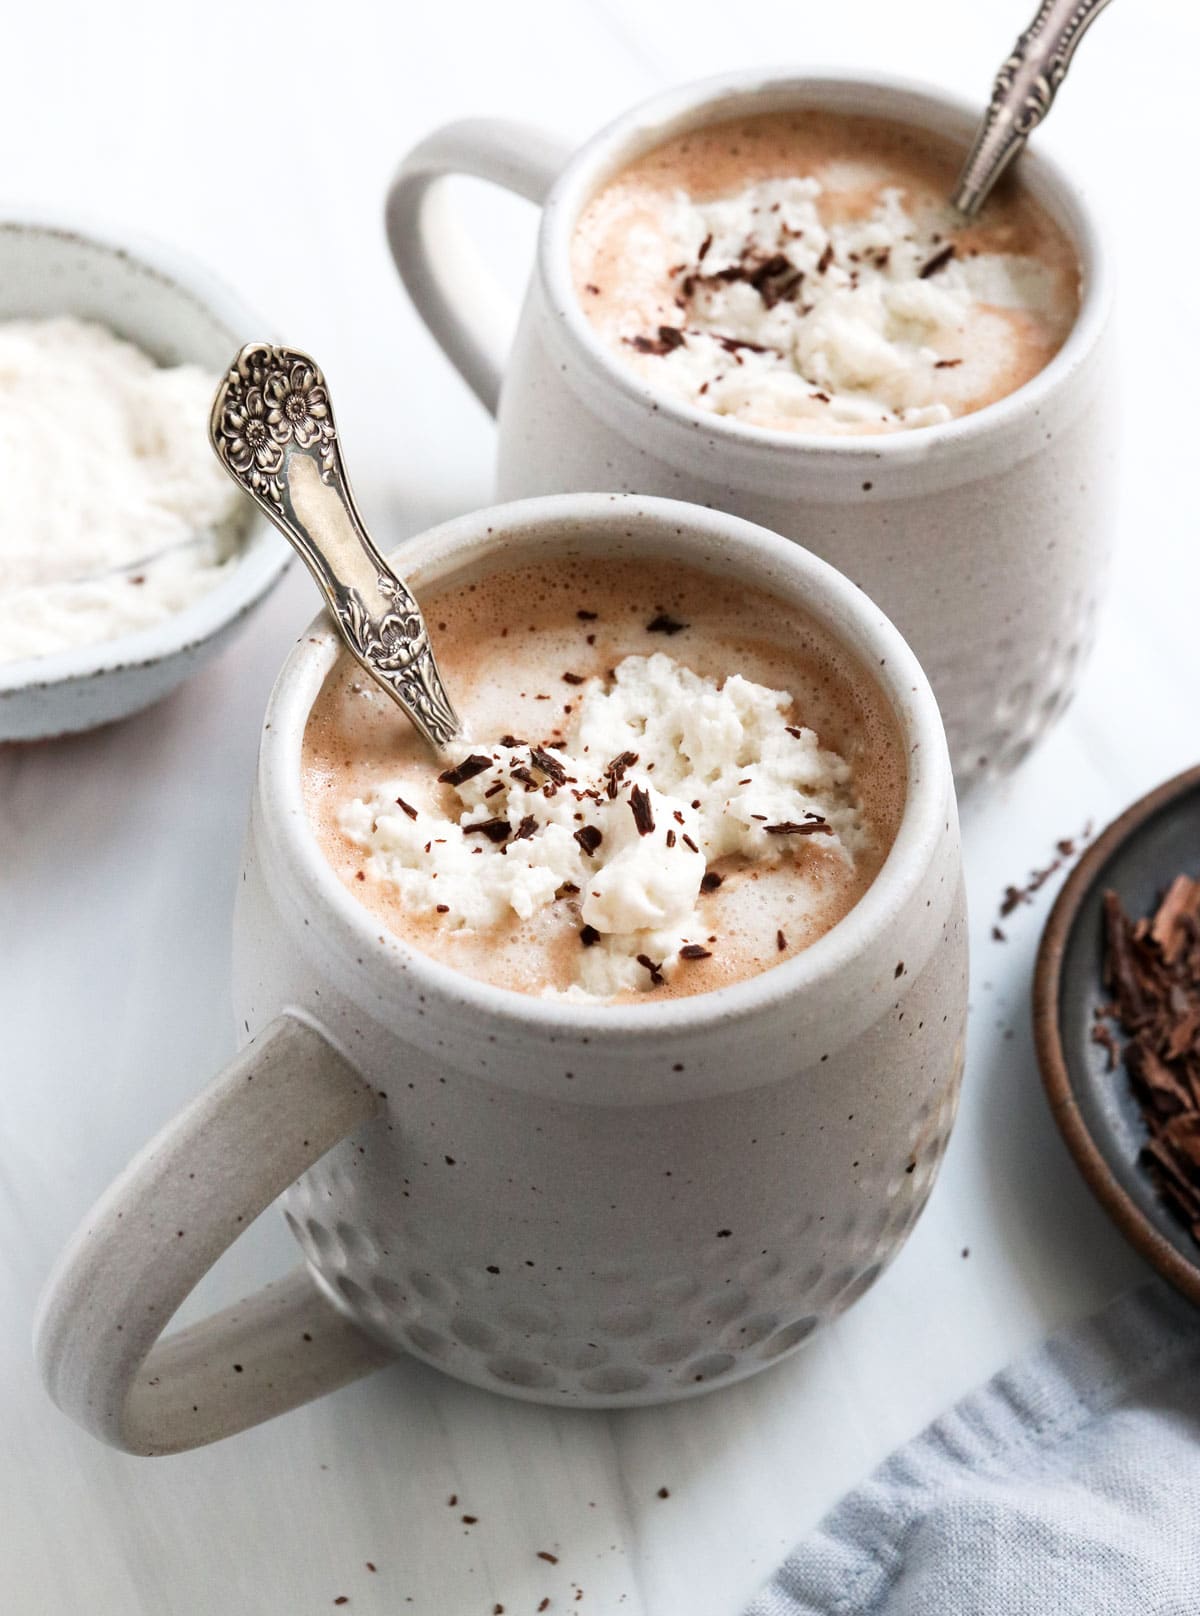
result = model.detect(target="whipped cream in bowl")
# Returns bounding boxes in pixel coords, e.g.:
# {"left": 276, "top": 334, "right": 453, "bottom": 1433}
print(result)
{"left": 0, "top": 215, "right": 289, "bottom": 743}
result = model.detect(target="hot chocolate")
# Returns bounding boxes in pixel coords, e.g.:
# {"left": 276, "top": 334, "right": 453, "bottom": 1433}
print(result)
{"left": 571, "top": 110, "right": 1080, "bottom": 435}
{"left": 302, "top": 552, "right": 905, "bottom": 1002}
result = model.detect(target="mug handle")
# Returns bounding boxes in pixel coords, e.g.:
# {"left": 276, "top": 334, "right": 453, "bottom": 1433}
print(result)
{"left": 34, "top": 1013, "right": 392, "bottom": 1456}
{"left": 385, "top": 119, "right": 570, "bottom": 415}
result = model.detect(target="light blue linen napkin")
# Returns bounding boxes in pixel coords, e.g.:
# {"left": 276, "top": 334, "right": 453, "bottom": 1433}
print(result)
{"left": 746, "top": 1281, "right": 1200, "bottom": 1615}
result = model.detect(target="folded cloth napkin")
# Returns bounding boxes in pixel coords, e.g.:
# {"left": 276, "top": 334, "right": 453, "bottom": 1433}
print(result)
{"left": 746, "top": 1281, "right": 1200, "bottom": 1615}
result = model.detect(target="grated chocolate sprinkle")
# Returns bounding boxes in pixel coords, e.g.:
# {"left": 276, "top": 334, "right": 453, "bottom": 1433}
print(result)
{"left": 574, "top": 825, "right": 603, "bottom": 857}
{"left": 464, "top": 818, "right": 511, "bottom": 844}
{"left": 646, "top": 612, "right": 688, "bottom": 636}
{"left": 636, "top": 953, "right": 666, "bottom": 986}
{"left": 629, "top": 784, "right": 655, "bottom": 836}
{"left": 438, "top": 754, "right": 493, "bottom": 788}
{"left": 919, "top": 244, "right": 956, "bottom": 279}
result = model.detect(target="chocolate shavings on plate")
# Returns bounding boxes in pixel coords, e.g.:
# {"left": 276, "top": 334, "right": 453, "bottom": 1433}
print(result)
{"left": 1096, "top": 876, "right": 1200, "bottom": 1245}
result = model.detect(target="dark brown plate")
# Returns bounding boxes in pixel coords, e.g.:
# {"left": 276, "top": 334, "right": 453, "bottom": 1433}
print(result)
{"left": 1035, "top": 764, "right": 1200, "bottom": 1306}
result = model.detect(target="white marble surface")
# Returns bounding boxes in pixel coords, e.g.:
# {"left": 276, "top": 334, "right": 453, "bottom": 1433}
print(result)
{"left": 0, "top": 0, "right": 1193, "bottom": 1611}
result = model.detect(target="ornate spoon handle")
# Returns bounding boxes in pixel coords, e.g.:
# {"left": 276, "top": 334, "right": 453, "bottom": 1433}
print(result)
{"left": 210, "top": 344, "right": 461, "bottom": 753}
{"left": 952, "top": 0, "right": 1115, "bottom": 217}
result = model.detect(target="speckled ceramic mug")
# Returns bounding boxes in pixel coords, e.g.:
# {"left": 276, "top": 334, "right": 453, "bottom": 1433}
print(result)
{"left": 387, "top": 69, "right": 1117, "bottom": 788}
{"left": 36, "top": 494, "right": 967, "bottom": 1456}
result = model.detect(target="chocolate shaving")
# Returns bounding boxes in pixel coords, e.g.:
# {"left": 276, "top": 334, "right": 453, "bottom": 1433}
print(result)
{"left": 715, "top": 333, "right": 770, "bottom": 356}
{"left": 579, "top": 925, "right": 601, "bottom": 948}
{"left": 680, "top": 944, "right": 712, "bottom": 961}
{"left": 763, "top": 819, "right": 833, "bottom": 836}
{"left": 817, "top": 242, "right": 834, "bottom": 274}
{"left": 513, "top": 815, "right": 538, "bottom": 841}
{"left": 464, "top": 818, "right": 511, "bottom": 844}
{"left": 604, "top": 750, "right": 639, "bottom": 799}
{"left": 500, "top": 734, "right": 525, "bottom": 748}
{"left": 646, "top": 613, "right": 688, "bottom": 636}
{"left": 697, "top": 232, "right": 713, "bottom": 262}
{"left": 681, "top": 833, "right": 699, "bottom": 853}
{"left": 562, "top": 671, "right": 585, "bottom": 685}
{"left": 934, "top": 358, "right": 963, "bottom": 369}
{"left": 636, "top": 953, "right": 666, "bottom": 986}
{"left": 665, "top": 829, "right": 676, "bottom": 848}
{"left": 919, "top": 244, "right": 956, "bottom": 279}
{"left": 700, "top": 871, "right": 724, "bottom": 893}
{"left": 576, "top": 609, "right": 598, "bottom": 621}
{"left": 394, "top": 796, "right": 418, "bottom": 820}
{"left": 629, "top": 785, "right": 655, "bottom": 836}
{"left": 438, "top": 754, "right": 492, "bottom": 787}
{"left": 574, "top": 825, "right": 603, "bottom": 857}
{"left": 530, "top": 747, "right": 566, "bottom": 786}
{"left": 627, "top": 324, "right": 686, "bottom": 356}
{"left": 1096, "top": 876, "right": 1200, "bottom": 1245}
{"left": 777, "top": 930, "right": 787, "bottom": 952}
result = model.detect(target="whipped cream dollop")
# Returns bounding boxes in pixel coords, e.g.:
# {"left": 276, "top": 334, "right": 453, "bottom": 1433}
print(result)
{"left": 0, "top": 317, "right": 244, "bottom": 664}
{"left": 339, "top": 651, "right": 868, "bottom": 999}
{"left": 612, "top": 177, "right": 1065, "bottom": 432}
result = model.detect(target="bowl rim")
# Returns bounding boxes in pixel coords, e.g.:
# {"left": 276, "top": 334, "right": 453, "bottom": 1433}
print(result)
{"left": 1033, "top": 762, "right": 1200, "bottom": 1307}
{"left": 0, "top": 207, "right": 289, "bottom": 698}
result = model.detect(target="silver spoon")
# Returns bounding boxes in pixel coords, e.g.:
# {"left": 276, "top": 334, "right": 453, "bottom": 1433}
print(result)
{"left": 953, "top": 0, "right": 1115, "bottom": 217}
{"left": 209, "top": 343, "right": 461, "bottom": 754}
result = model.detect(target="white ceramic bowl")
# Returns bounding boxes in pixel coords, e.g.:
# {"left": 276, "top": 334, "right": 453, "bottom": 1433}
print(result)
{"left": 0, "top": 212, "right": 290, "bottom": 743}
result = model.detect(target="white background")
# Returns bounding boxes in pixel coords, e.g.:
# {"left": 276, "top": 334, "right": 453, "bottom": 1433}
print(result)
{"left": 0, "top": 1, "right": 1192, "bottom": 1612}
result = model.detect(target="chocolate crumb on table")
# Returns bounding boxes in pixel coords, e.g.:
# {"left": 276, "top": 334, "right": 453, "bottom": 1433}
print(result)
{"left": 1095, "top": 875, "right": 1200, "bottom": 1243}
{"left": 997, "top": 821, "right": 1095, "bottom": 924}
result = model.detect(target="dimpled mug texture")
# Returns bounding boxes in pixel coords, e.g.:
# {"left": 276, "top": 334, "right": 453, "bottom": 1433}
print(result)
{"left": 235, "top": 496, "right": 968, "bottom": 1407}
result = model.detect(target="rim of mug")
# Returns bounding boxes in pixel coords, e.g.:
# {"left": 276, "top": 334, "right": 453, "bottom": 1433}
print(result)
{"left": 0, "top": 207, "right": 289, "bottom": 700}
{"left": 533, "top": 66, "right": 1110, "bottom": 466}
{"left": 258, "top": 492, "right": 952, "bottom": 1041}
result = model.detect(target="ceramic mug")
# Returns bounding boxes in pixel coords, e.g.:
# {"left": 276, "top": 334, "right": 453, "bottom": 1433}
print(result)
{"left": 386, "top": 69, "right": 1117, "bottom": 788}
{"left": 36, "top": 494, "right": 967, "bottom": 1456}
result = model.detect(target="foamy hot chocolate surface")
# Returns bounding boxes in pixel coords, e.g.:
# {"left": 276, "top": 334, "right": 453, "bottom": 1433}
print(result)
{"left": 572, "top": 111, "right": 1080, "bottom": 435}
{"left": 302, "top": 554, "right": 905, "bottom": 1003}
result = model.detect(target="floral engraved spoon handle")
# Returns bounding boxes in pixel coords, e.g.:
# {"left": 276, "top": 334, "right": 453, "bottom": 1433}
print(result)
{"left": 953, "top": 0, "right": 1114, "bottom": 217}
{"left": 210, "top": 344, "right": 461, "bottom": 753}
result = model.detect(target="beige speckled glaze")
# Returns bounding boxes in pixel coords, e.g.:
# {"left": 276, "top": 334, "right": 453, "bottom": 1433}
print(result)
{"left": 36, "top": 495, "right": 966, "bottom": 1455}
{"left": 386, "top": 71, "right": 1117, "bottom": 788}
